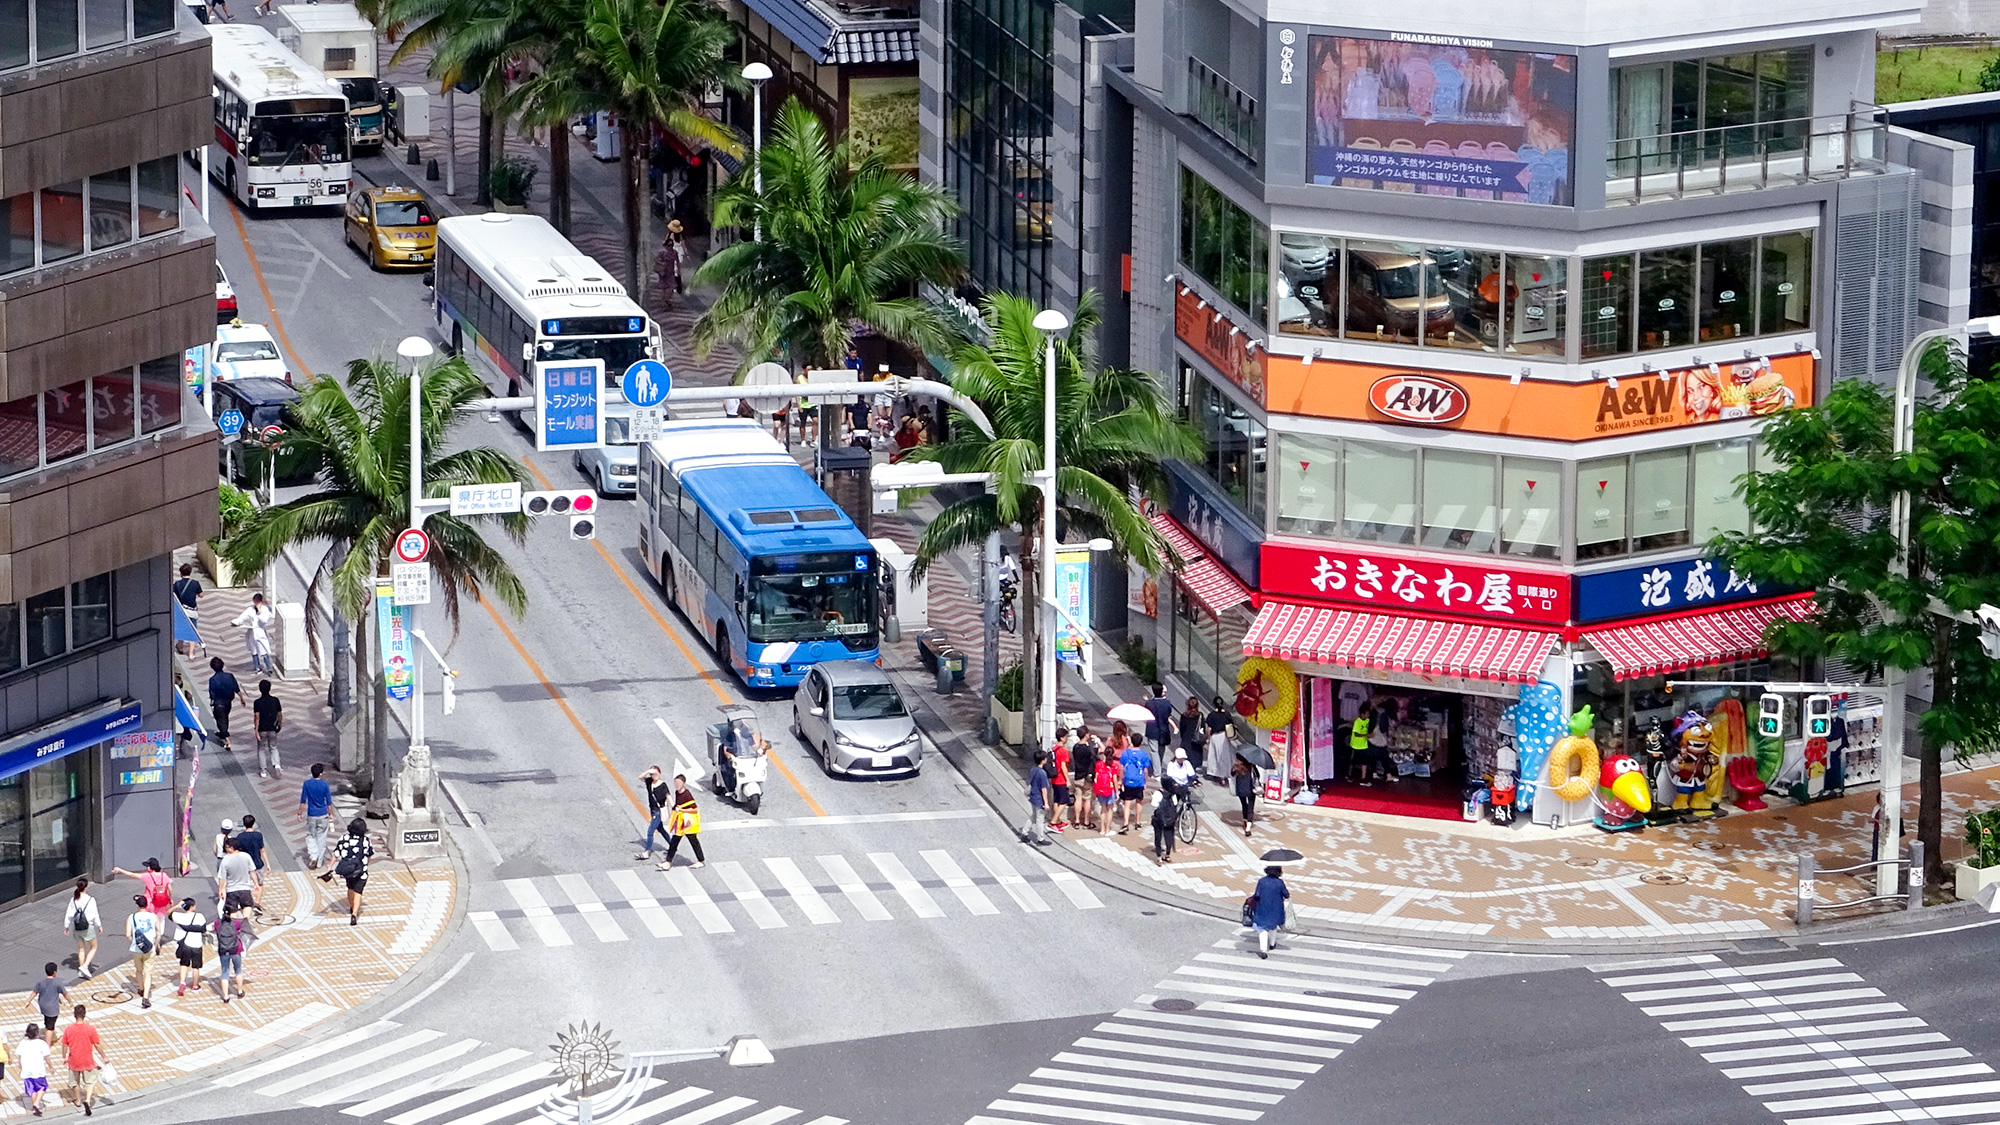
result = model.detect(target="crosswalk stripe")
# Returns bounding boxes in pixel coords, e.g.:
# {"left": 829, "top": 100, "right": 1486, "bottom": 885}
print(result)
{"left": 1115, "top": 1004, "right": 1362, "bottom": 1045}
{"left": 443, "top": 1078, "right": 565, "bottom": 1125}
{"left": 1191, "top": 950, "right": 1434, "bottom": 988}
{"left": 300, "top": 1037, "right": 480, "bottom": 1107}
{"left": 659, "top": 1095, "right": 758, "bottom": 1123}
{"left": 343, "top": 1048, "right": 532, "bottom": 1116}
{"left": 730, "top": 1107, "right": 804, "bottom": 1125}
{"left": 972, "top": 847, "right": 1050, "bottom": 912}
{"left": 817, "top": 854, "right": 893, "bottom": 921}
{"left": 664, "top": 867, "right": 735, "bottom": 933}
{"left": 713, "top": 861, "right": 788, "bottom": 929}
{"left": 386, "top": 1061, "right": 557, "bottom": 1125}
{"left": 1230, "top": 938, "right": 1458, "bottom": 975}
{"left": 1081, "top": 1031, "right": 1335, "bottom": 1068}
{"left": 1283, "top": 932, "right": 1472, "bottom": 960}
{"left": 1644, "top": 988, "right": 1887, "bottom": 1016}
{"left": 797, "top": 1117, "right": 849, "bottom": 1125}
{"left": 1049, "top": 1051, "right": 1303, "bottom": 1089}
{"left": 1046, "top": 870, "right": 1104, "bottom": 910}
{"left": 1029, "top": 1067, "right": 1286, "bottom": 1104}
{"left": 921, "top": 849, "right": 999, "bottom": 915}
{"left": 1156, "top": 977, "right": 1400, "bottom": 1016}
{"left": 468, "top": 910, "right": 520, "bottom": 951}
{"left": 762, "top": 857, "right": 839, "bottom": 924}
{"left": 214, "top": 1022, "right": 397, "bottom": 1087}
{"left": 505, "top": 878, "right": 574, "bottom": 946}
{"left": 986, "top": 1097, "right": 1225, "bottom": 1125}
{"left": 1188, "top": 998, "right": 1382, "bottom": 1031}
{"left": 256, "top": 1030, "right": 446, "bottom": 1097}
{"left": 557, "top": 873, "right": 631, "bottom": 943}
{"left": 606, "top": 868, "right": 685, "bottom": 938}
{"left": 1170, "top": 963, "right": 1418, "bottom": 1001}
{"left": 1007, "top": 1082, "right": 1265, "bottom": 1119}
{"left": 1661, "top": 1004, "right": 1907, "bottom": 1032}
{"left": 870, "top": 852, "right": 944, "bottom": 918}
{"left": 611, "top": 1086, "right": 710, "bottom": 1124}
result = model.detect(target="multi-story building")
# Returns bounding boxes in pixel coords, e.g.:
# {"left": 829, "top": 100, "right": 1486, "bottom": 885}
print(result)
{"left": 1097, "top": 0, "right": 1966, "bottom": 820}
{"left": 0, "top": 2, "right": 220, "bottom": 906}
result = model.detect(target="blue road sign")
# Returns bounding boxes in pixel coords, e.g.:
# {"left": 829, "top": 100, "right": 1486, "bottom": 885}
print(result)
{"left": 621, "top": 359, "right": 671, "bottom": 408}
{"left": 217, "top": 409, "right": 245, "bottom": 436}
{"left": 537, "top": 361, "right": 602, "bottom": 451}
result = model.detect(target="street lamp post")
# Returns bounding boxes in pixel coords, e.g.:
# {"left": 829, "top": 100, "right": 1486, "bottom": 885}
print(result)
{"left": 1031, "top": 308, "right": 1068, "bottom": 753}
{"left": 398, "top": 336, "right": 435, "bottom": 766}
{"left": 742, "top": 62, "right": 772, "bottom": 242}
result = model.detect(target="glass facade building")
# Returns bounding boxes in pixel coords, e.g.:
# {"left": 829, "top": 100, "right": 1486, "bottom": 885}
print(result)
{"left": 941, "top": 0, "right": 1055, "bottom": 305}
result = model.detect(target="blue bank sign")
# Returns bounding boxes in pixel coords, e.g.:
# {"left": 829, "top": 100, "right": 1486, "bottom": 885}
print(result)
{"left": 1574, "top": 556, "right": 1786, "bottom": 624}
{"left": 0, "top": 701, "right": 144, "bottom": 783}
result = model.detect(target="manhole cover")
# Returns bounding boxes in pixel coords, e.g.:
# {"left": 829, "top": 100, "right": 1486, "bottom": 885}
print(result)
{"left": 1152, "top": 997, "right": 1196, "bottom": 1012}
{"left": 1566, "top": 856, "right": 1600, "bottom": 868}
{"left": 1641, "top": 871, "right": 1688, "bottom": 885}
{"left": 89, "top": 990, "right": 132, "bottom": 1005}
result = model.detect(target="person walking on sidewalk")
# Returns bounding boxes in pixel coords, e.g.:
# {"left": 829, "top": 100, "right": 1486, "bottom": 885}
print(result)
{"left": 1021, "top": 752, "right": 1052, "bottom": 846}
{"left": 1151, "top": 784, "right": 1181, "bottom": 864}
{"left": 1205, "top": 696, "right": 1233, "bottom": 783}
{"left": 234, "top": 815, "right": 267, "bottom": 912}
{"left": 60, "top": 880, "right": 100, "bottom": 980}
{"left": 1046, "top": 738, "right": 1071, "bottom": 832}
{"left": 634, "top": 766, "right": 670, "bottom": 862}
{"left": 168, "top": 898, "right": 207, "bottom": 997}
{"left": 110, "top": 857, "right": 175, "bottom": 921}
{"left": 207, "top": 658, "right": 243, "bottom": 751}
{"left": 213, "top": 905, "right": 253, "bottom": 1002}
{"left": 1179, "top": 696, "right": 1206, "bottom": 778}
{"left": 59, "top": 1006, "right": 103, "bottom": 1117}
{"left": 15, "top": 1027, "right": 49, "bottom": 1117}
{"left": 213, "top": 819, "right": 233, "bottom": 866}
{"left": 216, "top": 837, "right": 256, "bottom": 917}
{"left": 320, "top": 818, "right": 373, "bottom": 925}
{"left": 1091, "top": 746, "right": 1119, "bottom": 837}
{"left": 232, "top": 592, "right": 277, "bottom": 675}
{"left": 1116, "top": 724, "right": 1153, "bottom": 835}
{"left": 1248, "top": 866, "right": 1290, "bottom": 958}
{"left": 171, "top": 564, "right": 202, "bottom": 658}
{"left": 1069, "top": 727, "right": 1097, "bottom": 831}
{"left": 1232, "top": 754, "right": 1259, "bottom": 837}
{"left": 123, "top": 897, "right": 161, "bottom": 1009}
{"left": 251, "top": 681, "right": 283, "bottom": 777}
{"left": 299, "top": 764, "right": 332, "bottom": 869}
{"left": 656, "top": 775, "right": 704, "bottom": 870}
{"left": 25, "top": 965, "right": 67, "bottom": 1033}
{"left": 1143, "top": 683, "right": 1176, "bottom": 755}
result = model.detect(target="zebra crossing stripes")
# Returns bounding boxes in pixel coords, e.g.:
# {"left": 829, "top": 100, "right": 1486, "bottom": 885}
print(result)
{"left": 1599, "top": 953, "right": 2000, "bottom": 1124}
{"left": 969, "top": 933, "right": 1465, "bottom": 1124}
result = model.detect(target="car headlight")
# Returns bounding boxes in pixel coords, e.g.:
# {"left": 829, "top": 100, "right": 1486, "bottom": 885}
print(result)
{"left": 833, "top": 732, "right": 861, "bottom": 747}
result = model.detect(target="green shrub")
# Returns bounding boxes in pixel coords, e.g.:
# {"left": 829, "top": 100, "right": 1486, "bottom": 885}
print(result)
{"left": 213, "top": 481, "right": 254, "bottom": 549}
{"left": 489, "top": 157, "right": 539, "bottom": 207}
{"left": 1966, "top": 809, "right": 2000, "bottom": 870}
{"left": 994, "top": 660, "right": 1024, "bottom": 712}
{"left": 1120, "top": 635, "right": 1159, "bottom": 685}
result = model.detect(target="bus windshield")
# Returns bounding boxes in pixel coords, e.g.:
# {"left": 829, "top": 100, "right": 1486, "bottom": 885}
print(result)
{"left": 247, "top": 114, "right": 350, "bottom": 167}
{"left": 541, "top": 335, "right": 648, "bottom": 384}
{"left": 338, "top": 76, "right": 382, "bottom": 107}
{"left": 747, "top": 571, "right": 873, "bottom": 644}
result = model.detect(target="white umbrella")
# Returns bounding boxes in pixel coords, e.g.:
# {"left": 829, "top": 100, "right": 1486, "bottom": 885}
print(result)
{"left": 1107, "top": 702, "right": 1154, "bottom": 724}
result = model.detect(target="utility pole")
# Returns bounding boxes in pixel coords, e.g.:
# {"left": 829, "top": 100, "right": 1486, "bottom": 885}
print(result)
{"left": 981, "top": 531, "right": 1000, "bottom": 743}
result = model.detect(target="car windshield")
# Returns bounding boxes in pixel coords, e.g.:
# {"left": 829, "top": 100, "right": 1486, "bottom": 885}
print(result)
{"left": 603, "top": 415, "right": 634, "bottom": 445}
{"left": 540, "top": 336, "right": 649, "bottom": 386}
{"left": 374, "top": 200, "right": 434, "bottom": 226}
{"left": 830, "top": 683, "right": 907, "bottom": 721}
{"left": 217, "top": 340, "right": 280, "bottom": 362}
{"left": 746, "top": 572, "right": 872, "bottom": 644}
{"left": 246, "top": 114, "right": 350, "bottom": 168}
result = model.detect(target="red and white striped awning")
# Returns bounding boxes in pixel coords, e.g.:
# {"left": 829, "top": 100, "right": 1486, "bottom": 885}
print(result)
{"left": 1580, "top": 597, "right": 1815, "bottom": 681}
{"left": 1242, "top": 600, "right": 1560, "bottom": 684}
{"left": 1149, "top": 513, "right": 1252, "bottom": 618}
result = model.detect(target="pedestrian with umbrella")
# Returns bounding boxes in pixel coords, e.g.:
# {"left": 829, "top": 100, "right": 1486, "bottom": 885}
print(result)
{"left": 1232, "top": 743, "right": 1275, "bottom": 837}
{"left": 1247, "top": 863, "right": 1291, "bottom": 959}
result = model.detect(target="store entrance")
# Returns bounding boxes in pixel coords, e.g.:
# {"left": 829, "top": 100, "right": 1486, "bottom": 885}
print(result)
{"left": 1303, "top": 679, "right": 1487, "bottom": 820}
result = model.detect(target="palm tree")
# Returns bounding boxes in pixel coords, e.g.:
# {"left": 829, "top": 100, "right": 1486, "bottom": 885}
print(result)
{"left": 223, "top": 355, "right": 529, "bottom": 799}
{"left": 575, "top": 0, "right": 739, "bottom": 302}
{"left": 495, "top": 45, "right": 599, "bottom": 234}
{"left": 905, "top": 292, "right": 1202, "bottom": 751}
{"left": 693, "top": 98, "right": 966, "bottom": 373}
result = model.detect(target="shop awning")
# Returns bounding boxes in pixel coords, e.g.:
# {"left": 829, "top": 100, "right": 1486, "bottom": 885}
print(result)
{"left": 1242, "top": 600, "right": 1559, "bottom": 684}
{"left": 1580, "top": 596, "right": 1816, "bottom": 681}
{"left": 1150, "top": 512, "right": 1252, "bottom": 617}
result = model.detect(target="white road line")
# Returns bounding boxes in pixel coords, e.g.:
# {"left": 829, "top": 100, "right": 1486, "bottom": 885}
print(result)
{"left": 817, "top": 854, "right": 893, "bottom": 921}
{"left": 763, "top": 857, "right": 839, "bottom": 924}
{"left": 1284, "top": 932, "right": 1472, "bottom": 961}
{"left": 657, "top": 1095, "right": 757, "bottom": 1123}
{"left": 614, "top": 1086, "right": 710, "bottom": 1125}
{"left": 557, "top": 873, "right": 631, "bottom": 943}
{"left": 713, "top": 861, "right": 787, "bottom": 929}
{"left": 504, "top": 878, "right": 574, "bottom": 946}
{"left": 255, "top": 1030, "right": 446, "bottom": 1097}
{"left": 730, "top": 1107, "right": 804, "bottom": 1125}
{"left": 869, "top": 852, "right": 943, "bottom": 918}
{"left": 1722, "top": 1049, "right": 1972, "bottom": 1079}
{"left": 795, "top": 1116, "right": 849, "bottom": 1125}
{"left": 1029, "top": 1068, "right": 1285, "bottom": 1104}
{"left": 704, "top": 808, "right": 985, "bottom": 831}
{"left": 1643, "top": 988, "right": 1886, "bottom": 1016}
{"left": 1191, "top": 951, "right": 1433, "bottom": 988}
{"left": 1157, "top": 978, "right": 1400, "bottom": 1016}
{"left": 988, "top": 1095, "right": 1240, "bottom": 1125}
{"left": 385, "top": 1063, "right": 558, "bottom": 1125}
{"left": 605, "top": 868, "right": 685, "bottom": 938}
{"left": 1100, "top": 1018, "right": 1354, "bottom": 1056}
{"left": 655, "top": 717, "right": 707, "bottom": 788}
{"left": 1171, "top": 963, "right": 1416, "bottom": 1001}
{"left": 343, "top": 1049, "right": 531, "bottom": 1116}
{"left": 1116, "top": 1004, "right": 1364, "bottom": 1044}
{"left": 213, "top": 1022, "right": 397, "bottom": 1087}
{"left": 300, "top": 1037, "right": 481, "bottom": 1106}
{"left": 1190, "top": 999, "right": 1382, "bottom": 1031}
{"left": 972, "top": 847, "right": 1050, "bottom": 912}
{"left": 920, "top": 849, "right": 999, "bottom": 915}
{"left": 663, "top": 867, "right": 735, "bottom": 933}
{"left": 1048, "top": 1052, "right": 1303, "bottom": 1089}
{"left": 444, "top": 1079, "right": 567, "bottom": 1125}
{"left": 1078, "top": 1033, "right": 1333, "bottom": 1069}
{"left": 1046, "top": 869, "right": 1105, "bottom": 909}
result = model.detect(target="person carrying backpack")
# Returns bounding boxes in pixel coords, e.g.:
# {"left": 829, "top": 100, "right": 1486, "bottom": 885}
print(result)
{"left": 124, "top": 896, "right": 161, "bottom": 1009}
{"left": 213, "top": 905, "right": 254, "bottom": 1002}
{"left": 320, "top": 818, "right": 373, "bottom": 925}
{"left": 168, "top": 897, "right": 207, "bottom": 997}
{"left": 60, "top": 879, "right": 100, "bottom": 980}
{"left": 1151, "top": 787, "right": 1182, "bottom": 865}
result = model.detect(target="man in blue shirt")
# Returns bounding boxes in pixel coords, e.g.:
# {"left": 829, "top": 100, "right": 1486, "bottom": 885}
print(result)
{"left": 298, "top": 763, "right": 334, "bottom": 870}
{"left": 1143, "top": 683, "right": 1176, "bottom": 753}
{"left": 1021, "top": 751, "right": 1051, "bottom": 846}
{"left": 1118, "top": 741, "right": 1154, "bottom": 834}
{"left": 207, "top": 657, "right": 242, "bottom": 751}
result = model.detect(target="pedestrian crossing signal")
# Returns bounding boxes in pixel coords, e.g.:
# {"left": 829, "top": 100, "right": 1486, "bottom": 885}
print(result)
{"left": 1806, "top": 694, "right": 1832, "bottom": 738}
{"left": 1758, "top": 693, "right": 1784, "bottom": 737}
{"left": 523, "top": 489, "right": 595, "bottom": 517}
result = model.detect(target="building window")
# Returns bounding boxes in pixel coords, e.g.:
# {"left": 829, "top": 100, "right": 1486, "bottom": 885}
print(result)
{"left": 1760, "top": 230, "right": 1812, "bottom": 335}
{"left": 1, "top": 572, "right": 117, "bottom": 671}
{"left": 0, "top": 0, "right": 28, "bottom": 70}
{"left": 137, "top": 354, "right": 183, "bottom": 433}
{"left": 1, "top": 0, "right": 172, "bottom": 69}
{"left": 87, "top": 168, "right": 132, "bottom": 251}
{"left": 1608, "top": 48, "right": 1813, "bottom": 179}
{"left": 1577, "top": 231, "right": 1813, "bottom": 359}
{"left": 1420, "top": 448, "right": 1497, "bottom": 552}
{"left": 1276, "top": 434, "right": 1565, "bottom": 560}
{"left": 1342, "top": 440, "right": 1418, "bottom": 545}
{"left": 33, "top": 0, "right": 78, "bottom": 60}
{"left": 0, "top": 358, "right": 175, "bottom": 482}
{"left": 82, "top": 0, "right": 122, "bottom": 49}
{"left": 1181, "top": 365, "right": 1266, "bottom": 526}
{"left": 1178, "top": 166, "right": 1267, "bottom": 325}
{"left": 1692, "top": 437, "right": 1753, "bottom": 541}
{"left": 943, "top": 0, "right": 1054, "bottom": 305}
{"left": 40, "top": 182, "right": 84, "bottom": 264}
{"left": 1576, "top": 441, "right": 1754, "bottom": 560}
{"left": 1577, "top": 456, "right": 1629, "bottom": 560}
{"left": 1274, "top": 431, "right": 1340, "bottom": 537}
{"left": 0, "top": 160, "right": 180, "bottom": 278}
{"left": 1637, "top": 246, "right": 1695, "bottom": 352}
{"left": 1499, "top": 457, "right": 1561, "bottom": 559}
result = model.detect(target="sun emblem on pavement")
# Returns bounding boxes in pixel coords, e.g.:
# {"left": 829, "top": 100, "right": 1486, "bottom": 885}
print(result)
{"left": 550, "top": 1022, "right": 623, "bottom": 1090}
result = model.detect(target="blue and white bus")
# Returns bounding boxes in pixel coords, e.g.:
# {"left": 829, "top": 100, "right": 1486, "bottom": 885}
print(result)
{"left": 638, "top": 419, "right": 879, "bottom": 687}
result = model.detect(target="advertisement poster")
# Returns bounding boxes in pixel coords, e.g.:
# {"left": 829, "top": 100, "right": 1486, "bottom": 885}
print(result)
{"left": 184, "top": 344, "right": 209, "bottom": 400}
{"left": 376, "top": 580, "right": 414, "bottom": 701}
{"left": 1053, "top": 549, "right": 1091, "bottom": 666}
{"left": 1308, "top": 677, "right": 1336, "bottom": 780}
{"left": 1308, "top": 34, "right": 1576, "bottom": 205}
{"left": 847, "top": 76, "right": 920, "bottom": 171}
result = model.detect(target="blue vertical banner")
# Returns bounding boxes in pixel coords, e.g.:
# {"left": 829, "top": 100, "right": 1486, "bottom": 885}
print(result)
{"left": 1053, "top": 548, "right": 1091, "bottom": 667}
{"left": 376, "top": 580, "right": 414, "bottom": 701}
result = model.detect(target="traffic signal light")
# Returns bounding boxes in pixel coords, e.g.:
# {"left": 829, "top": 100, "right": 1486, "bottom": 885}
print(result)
{"left": 522, "top": 489, "right": 595, "bottom": 518}
{"left": 1805, "top": 694, "right": 1832, "bottom": 738}
{"left": 1758, "top": 693, "right": 1784, "bottom": 737}
{"left": 569, "top": 512, "right": 596, "bottom": 540}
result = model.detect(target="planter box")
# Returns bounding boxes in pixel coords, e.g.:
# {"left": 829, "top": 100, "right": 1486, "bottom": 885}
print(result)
{"left": 991, "top": 697, "right": 1023, "bottom": 746}
{"left": 1957, "top": 860, "right": 2000, "bottom": 903}
{"left": 196, "top": 540, "right": 239, "bottom": 589}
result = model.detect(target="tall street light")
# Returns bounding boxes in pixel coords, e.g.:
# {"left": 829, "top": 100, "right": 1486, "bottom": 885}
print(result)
{"left": 398, "top": 335, "right": 435, "bottom": 764}
{"left": 1032, "top": 307, "right": 1068, "bottom": 752}
{"left": 742, "top": 62, "right": 772, "bottom": 242}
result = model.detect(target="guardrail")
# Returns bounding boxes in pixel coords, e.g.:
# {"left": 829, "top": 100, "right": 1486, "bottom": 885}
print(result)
{"left": 1188, "top": 56, "right": 1261, "bottom": 163}
{"left": 1796, "top": 842, "right": 1924, "bottom": 924}
{"left": 1605, "top": 102, "right": 1888, "bottom": 205}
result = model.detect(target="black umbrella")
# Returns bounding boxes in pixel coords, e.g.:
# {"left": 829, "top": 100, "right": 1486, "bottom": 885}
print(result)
{"left": 1235, "top": 744, "right": 1276, "bottom": 770}
{"left": 1260, "top": 848, "right": 1304, "bottom": 863}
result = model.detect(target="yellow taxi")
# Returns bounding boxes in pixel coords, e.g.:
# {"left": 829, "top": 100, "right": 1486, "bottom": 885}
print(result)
{"left": 343, "top": 186, "right": 437, "bottom": 270}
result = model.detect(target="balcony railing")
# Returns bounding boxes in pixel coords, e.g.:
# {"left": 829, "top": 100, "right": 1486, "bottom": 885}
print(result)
{"left": 1188, "top": 56, "right": 1261, "bottom": 164}
{"left": 1604, "top": 103, "right": 1888, "bottom": 204}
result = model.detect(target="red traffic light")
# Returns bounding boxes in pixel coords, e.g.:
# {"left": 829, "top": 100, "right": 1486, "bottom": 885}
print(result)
{"left": 571, "top": 493, "right": 595, "bottom": 514}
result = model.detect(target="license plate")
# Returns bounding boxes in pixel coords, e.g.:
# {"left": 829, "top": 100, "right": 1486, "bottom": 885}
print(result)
{"left": 873, "top": 755, "right": 894, "bottom": 768}
{"left": 294, "top": 196, "right": 309, "bottom": 207}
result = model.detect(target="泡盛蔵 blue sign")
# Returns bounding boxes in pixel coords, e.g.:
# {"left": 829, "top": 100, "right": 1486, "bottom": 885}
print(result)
{"left": 1573, "top": 556, "right": 1788, "bottom": 624}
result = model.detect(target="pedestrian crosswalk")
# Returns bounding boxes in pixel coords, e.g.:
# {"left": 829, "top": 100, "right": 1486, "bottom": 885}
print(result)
{"left": 967, "top": 932, "right": 1465, "bottom": 1124}
{"left": 1598, "top": 952, "right": 2000, "bottom": 1125}
{"left": 186, "top": 1017, "right": 845, "bottom": 1125}
{"left": 468, "top": 848, "right": 1104, "bottom": 950}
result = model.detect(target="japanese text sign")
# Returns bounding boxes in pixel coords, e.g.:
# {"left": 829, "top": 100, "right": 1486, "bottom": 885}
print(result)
{"left": 1573, "top": 556, "right": 1783, "bottom": 624}
{"left": 1261, "top": 539, "right": 1569, "bottom": 626}
{"left": 375, "top": 581, "right": 414, "bottom": 701}
{"left": 534, "top": 360, "right": 604, "bottom": 452}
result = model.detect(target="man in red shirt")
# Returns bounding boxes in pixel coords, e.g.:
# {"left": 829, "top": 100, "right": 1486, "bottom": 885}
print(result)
{"left": 60, "top": 1005, "right": 106, "bottom": 1116}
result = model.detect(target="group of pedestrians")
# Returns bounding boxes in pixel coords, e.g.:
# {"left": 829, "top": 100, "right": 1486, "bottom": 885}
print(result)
{"left": 12, "top": 987, "right": 107, "bottom": 1116}
{"left": 205, "top": 653, "right": 285, "bottom": 776}
{"left": 634, "top": 767, "right": 705, "bottom": 869}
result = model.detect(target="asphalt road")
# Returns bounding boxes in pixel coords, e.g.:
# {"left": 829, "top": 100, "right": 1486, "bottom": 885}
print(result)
{"left": 151, "top": 164, "right": 2000, "bottom": 1125}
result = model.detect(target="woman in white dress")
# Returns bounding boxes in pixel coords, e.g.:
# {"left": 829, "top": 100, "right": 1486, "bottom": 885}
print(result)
{"left": 231, "top": 592, "right": 276, "bottom": 675}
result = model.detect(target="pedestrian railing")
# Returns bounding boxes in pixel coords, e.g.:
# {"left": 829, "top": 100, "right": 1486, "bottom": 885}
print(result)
{"left": 1796, "top": 841, "right": 1924, "bottom": 925}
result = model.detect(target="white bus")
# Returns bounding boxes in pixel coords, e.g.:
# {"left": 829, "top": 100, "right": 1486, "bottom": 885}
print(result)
{"left": 209, "top": 24, "right": 351, "bottom": 210}
{"left": 431, "top": 213, "right": 663, "bottom": 404}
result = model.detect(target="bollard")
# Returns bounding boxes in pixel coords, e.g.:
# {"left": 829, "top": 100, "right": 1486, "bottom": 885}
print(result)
{"left": 884, "top": 615, "right": 901, "bottom": 645}
{"left": 936, "top": 659, "right": 953, "bottom": 696}
{"left": 427, "top": 158, "right": 441, "bottom": 181}
{"left": 1796, "top": 853, "right": 1816, "bottom": 925}
{"left": 1908, "top": 840, "right": 1925, "bottom": 910}
{"left": 407, "top": 144, "right": 422, "bottom": 165}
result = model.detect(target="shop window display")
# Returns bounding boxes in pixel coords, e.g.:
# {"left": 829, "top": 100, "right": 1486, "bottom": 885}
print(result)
{"left": 1637, "top": 245, "right": 1696, "bottom": 352}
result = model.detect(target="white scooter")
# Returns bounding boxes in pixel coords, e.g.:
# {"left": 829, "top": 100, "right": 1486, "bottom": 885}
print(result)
{"left": 706, "top": 705, "right": 769, "bottom": 815}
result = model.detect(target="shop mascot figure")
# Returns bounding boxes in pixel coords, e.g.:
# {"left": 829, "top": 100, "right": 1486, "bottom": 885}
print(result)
{"left": 1594, "top": 749, "right": 1653, "bottom": 832}
{"left": 1668, "top": 710, "right": 1723, "bottom": 821}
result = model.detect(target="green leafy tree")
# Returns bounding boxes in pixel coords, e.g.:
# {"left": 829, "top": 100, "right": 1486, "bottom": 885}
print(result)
{"left": 223, "top": 356, "right": 529, "bottom": 798}
{"left": 693, "top": 98, "right": 966, "bottom": 372}
{"left": 905, "top": 292, "right": 1202, "bottom": 749}
{"left": 1715, "top": 344, "right": 2000, "bottom": 888}
{"left": 494, "top": 34, "right": 601, "bottom": 234}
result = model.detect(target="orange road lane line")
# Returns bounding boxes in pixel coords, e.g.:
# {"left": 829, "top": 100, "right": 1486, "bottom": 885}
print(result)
{"left": 224, "top": 203, "right": 315, "bottom": 379}
{"left": 518, "top": 457, "right": 829, "bottom": 817}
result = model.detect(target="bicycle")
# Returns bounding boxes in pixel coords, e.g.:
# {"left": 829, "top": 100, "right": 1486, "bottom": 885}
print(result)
{"left": 1176, "top": 782, "right": 1201, "bottom": 845}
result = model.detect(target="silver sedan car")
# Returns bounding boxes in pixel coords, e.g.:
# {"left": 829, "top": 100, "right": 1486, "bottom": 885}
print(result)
{"left": 573, "top": 411, "right": 638, "bottom": 496}
{"left": 791, "top": 662, "right": 924, "bottom": 776}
